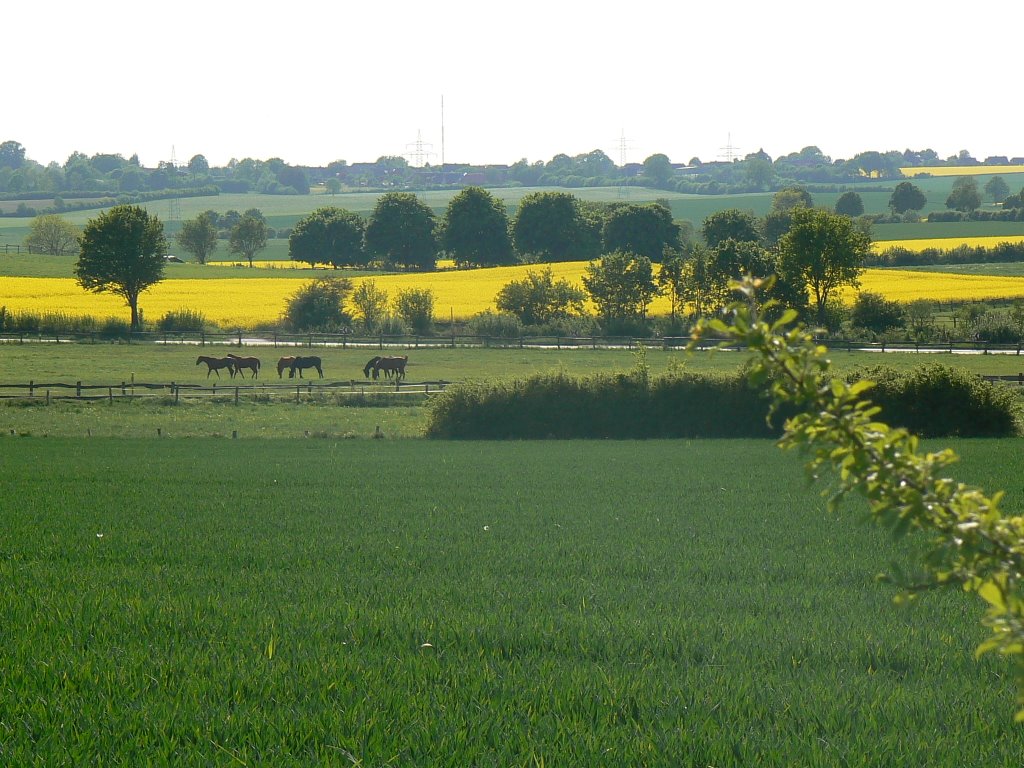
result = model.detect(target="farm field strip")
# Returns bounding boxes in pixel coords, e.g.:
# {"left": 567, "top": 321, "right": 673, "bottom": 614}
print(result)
{"left": 1, "top": 438, "right": 1021, "bottom": 765}
{"left": 873, "top": 235, "right": 1024, "bottom": 252}
{"left": 7, "top": 266, "right": 1024, "bottom": 327}
{"left": 899, "top": 165, "right": 1024, "bottom": 177}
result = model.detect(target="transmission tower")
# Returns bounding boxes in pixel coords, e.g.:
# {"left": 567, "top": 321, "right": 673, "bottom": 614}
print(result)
{"left": 718, "top": 133, "right": 740, "bottom": 162}
{"left": 167, "top": 146, "right": 181, "bottom": 223}
{"left": 405, "top": 130, "right": 436, "bottom": 168}
{"left": 615, "top": 129, "right": 634, "bottom": 198}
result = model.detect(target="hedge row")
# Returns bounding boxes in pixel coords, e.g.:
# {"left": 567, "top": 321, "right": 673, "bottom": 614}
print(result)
{"left": 425, "top": 365, "right": 1020, "bottom": 439}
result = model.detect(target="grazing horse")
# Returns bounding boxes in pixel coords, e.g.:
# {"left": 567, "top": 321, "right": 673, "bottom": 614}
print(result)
{"left": 277, "top": 356, "right": 297, "bottom": 378}
{"left": 375, "top": 355, "right": 408, "bottom": 381}
{"left": 363, "top": 356, "right": 383, "bottom": 379}
{"left": 227, "top": 353, "right": 261, "bottom": 379}
{"left": 289, "top": 355, "right": 323, "bottom": 379}
{"left": 196, "top": 355, "right": 236, "bottom": 379}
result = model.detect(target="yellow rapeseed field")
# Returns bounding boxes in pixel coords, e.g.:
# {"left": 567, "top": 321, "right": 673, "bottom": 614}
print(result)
{"left": 873, "top": 236, "right": 1024, "bottom": 253}
{"left": 5, "top": 266, "right": 1024, "bottom": 328}
{"left": 899, "top": 166, "right": 1024, "bottom": 178}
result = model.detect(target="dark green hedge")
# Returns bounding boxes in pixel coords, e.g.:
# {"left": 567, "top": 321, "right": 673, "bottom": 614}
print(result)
{"left": 426, "top": 365, "right": 1020, "bottom": 439}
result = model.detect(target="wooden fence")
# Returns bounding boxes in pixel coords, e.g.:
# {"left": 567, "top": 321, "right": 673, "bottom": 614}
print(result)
{"left": 0, "top": 378, "right": 453, "bottom": 404}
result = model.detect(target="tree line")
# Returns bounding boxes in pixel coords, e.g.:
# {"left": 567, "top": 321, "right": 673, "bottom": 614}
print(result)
{"left": 6, "top": 137, "right": 1024, "bottom": 203}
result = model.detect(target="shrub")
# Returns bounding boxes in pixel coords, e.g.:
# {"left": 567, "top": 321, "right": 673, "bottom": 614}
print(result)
{"left": 468, "top": 311, "right": 523, "bottom": 339}
{"left": 156, "top": 309, "right": 210, "bottom": 333}
{"left": 850, "top": 292, "right": 905, "bottom": 334}
{"left": 853, "top": 364, "right": 1019, "bottom": 437}
{"left": 283, "top": 277, "right": 352, "bottom": 332}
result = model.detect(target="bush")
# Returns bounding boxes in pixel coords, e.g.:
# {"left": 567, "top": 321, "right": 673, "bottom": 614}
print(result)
{"left": 426, "top": 363, "right": 1019, "bottom": 440}
{"left": 468, "top": 311, "right": 523, "bottom": 339}
{"left": 853, "top": 364, "right": 1019, "bottom": 437}
{"left": 156, "top": 309, "right": 210, "bottom": 333}
{"left": 283, "top": 277, "right": 352, "bottom": 332}
{"left": 850, "top": 292, "right": 905, "bottom": 334}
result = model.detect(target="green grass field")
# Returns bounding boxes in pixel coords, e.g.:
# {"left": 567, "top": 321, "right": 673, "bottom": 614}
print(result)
{"left": 1, "top": 437, "right": 1021, "bottom": 765}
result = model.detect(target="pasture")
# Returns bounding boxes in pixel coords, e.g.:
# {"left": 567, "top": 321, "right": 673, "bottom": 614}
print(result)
{"left": 2, "top": 437, "right": 1023, "bottom": 765}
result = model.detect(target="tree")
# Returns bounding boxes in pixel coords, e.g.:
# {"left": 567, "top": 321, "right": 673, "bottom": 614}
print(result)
{"left": 677, "top": 246, "right": 729, "bottom": 319}
{"left": 349, "top": 279, "right": 389, "bottom": 333}
{"left": 641, "top": 153, "right": 673, "bottom": 186}
{"left": 701, "top": 209, "right": 760, "bottom": 248}
{"left": 583, "top": 251, "right": 659, "bottom": 326}
{"left": 75, "top": 205, "right": 167, "bottom": 328}
{"left": 394, "top": 287, "right": 435, "bottom": 334}
{"left": 229, "top": 212, "right": 269, "bottom": 267}
{"left": 850, "top": 291, "right": 905, "bottom": 334}
{"left": 0, "top": 140, "right": 26, "bottom": 170}
{"left": 365, "top": 192, "right": 437, "bottom": 270}
{"left": 946, "top": 177, "right": 981, "bottom": 212}
{"left": 511, "top": 191, "right": 597, "bottom": 262}
{"left": 495, "top": 267, "right": 585, "bottom": 326}
{"left": 656, "top": 249, "right": 687, "bottom": 319}
{"left": 889, "top": 181, "right": 927, "bottom": 214}
{"left": 289, "top": 207, "right": 366, "bottom": 268}
{"left": 777, "top": 207, "right": 872, "bottom": 324}
{"left": 440, "top": 186, "right": 514, "bottom": 267}
{"left": 175, "top": 212, "right": 218, "bottom": 264}
{"left": 985, "top": 175, "right": 1010, "bottom": 204}
{"left": 602, "top": 203, "right": 679, "bottom": 262}
{"left": 24, "top": 214, "right": 80, "bottom": 256}
{"left": 772, "top": 186, "right": 813, "bottom": 211}
{"left": 187, "top": 154, "right": 209, "bottom": 179}
{"left": 835, "top": 191, "right": 864, "bottom": 217}
{"left": 283, "top": 277, "right": 352, "bottom": 332}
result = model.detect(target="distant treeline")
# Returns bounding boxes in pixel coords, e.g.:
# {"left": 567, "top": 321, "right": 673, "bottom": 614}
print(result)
{"left": 867, "top": 241, "right": 1024, "bottom": 268}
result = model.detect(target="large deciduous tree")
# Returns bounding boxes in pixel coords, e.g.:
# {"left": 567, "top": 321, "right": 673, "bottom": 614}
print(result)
{"left": 365, "top": 192, "right": 438, "bottom": 270}
{"left": 511, "top": 191, "right": 598, "bottom": 262}
{"left": 440, "top": 186, "right": 514, "bottom": 267}
{"left": 175, "top": 212, "right": 218, "bottom": 264}
{"left": 946, "top": 177, "right": 982, "bottom": 212}
{"left": 834, "top": 191, "right": 864, "bottom": 217}
{"left": 75, "top": 205, "right": 167, "bottom": 328}
{"left": 777, "top": 207, "right": 872, "bottom": 325}
{"left": 701, "top": 208, "right": 761, "bottom": 248}
{"left": 495, "top": 267, "right": 585, "bottom": 326}
{"left": 602, "top": 203, "right": 679, "bottom": 262}
{"left": 25, "top": 214, "right": 80, "bottom": 256}
{"left": 229, "top": 211, "right": 269, "bottom": 267}
{"left": 889, "top": 181, "right": 927, "bottom": 214}
{"left": 583, "top": 251, "right": 659, "bottom": 327}
{"left": 985, "top": 175, "right": 1010, "bottom": 204}
{"left": 289, "top": 207, "right": 366, "bottom": 268}
{"left": 0, "top": 140, "right": 26, "bottom": 170}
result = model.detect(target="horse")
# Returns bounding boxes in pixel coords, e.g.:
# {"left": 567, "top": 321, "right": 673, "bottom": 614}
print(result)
{"left": 375, "top": 355, "right": 408, "bottom": 381}
{"left": 196, "top": 355, "right": 236, "bottom": 379}
{"left": 289, "top": 355, "right": 323, "bottom": 379}
{"left": 363, "top": 356, "right": 383, "bottom": 379}
{"left": 277, "top": 356, "right": 297, "bottom": 378}
{"left": 227, "top": 353, "right": 261, "bottom": 379}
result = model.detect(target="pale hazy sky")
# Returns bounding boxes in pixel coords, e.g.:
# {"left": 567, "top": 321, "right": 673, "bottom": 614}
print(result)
{"left": 7, "top": 1, "right": 1021, "bottom": 169}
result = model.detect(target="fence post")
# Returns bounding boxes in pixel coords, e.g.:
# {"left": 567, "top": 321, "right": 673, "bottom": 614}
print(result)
{"left": 76, "top": 381, "right": 81, "bottom": 398}
{"left": 201, "top": 331, "right": 205, "bottom": 346}
{"left": 108, "top": 387, "right": 113, "bottom": 404}
{"left": 173, "top": 382, "right": 178, "bottom": 403}
{"left": 296, "top": 386, "right": 300, "bottom": 404}
{"left": 235, "top": 387, "right": 239, "bottom": 405}
{"left": 29, "top": 380, "right": 34, "bottom": 398}
{"left": 379, "top": 334, "right": 383, "bottom": 351}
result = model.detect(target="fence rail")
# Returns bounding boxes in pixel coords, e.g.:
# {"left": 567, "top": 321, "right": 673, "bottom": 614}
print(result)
{"left": 0, "top": 379, "right": 453, "bottom": 404}
{"left": 3, "top": 328, "right": 1024, "bottom": 355}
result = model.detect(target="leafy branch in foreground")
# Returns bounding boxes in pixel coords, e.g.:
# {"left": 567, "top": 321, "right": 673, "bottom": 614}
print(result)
{"left": 691, "top": 276, "right": 1024, "bottom": 720}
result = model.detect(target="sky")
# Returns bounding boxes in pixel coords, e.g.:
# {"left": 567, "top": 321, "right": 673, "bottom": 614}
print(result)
{"left": 7, "top": 1, "right": 1022, "bottom": 170}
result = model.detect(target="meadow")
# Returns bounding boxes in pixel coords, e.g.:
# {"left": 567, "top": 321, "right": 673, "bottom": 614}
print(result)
{"left": 2, "top": 437, "right": 1023, "bottom": 765}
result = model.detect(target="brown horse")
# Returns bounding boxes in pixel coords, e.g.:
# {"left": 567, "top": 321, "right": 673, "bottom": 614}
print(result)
{"left": 363, "top": 356, "right": 383, "bottom": 379}
{"left": 289, "top": 356, "right": 323, "bottom": 379}
{"left": 227, "top": 353, "right": 261, "bottom": 379}
{"left": 277, "top": 356, "right": 297, "bottom": 378}
{"left": 375, "top": 355, "right": 408, "bottom": 381}
{"left": 196, "top": 355, "right": 236, "bottom": 379}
